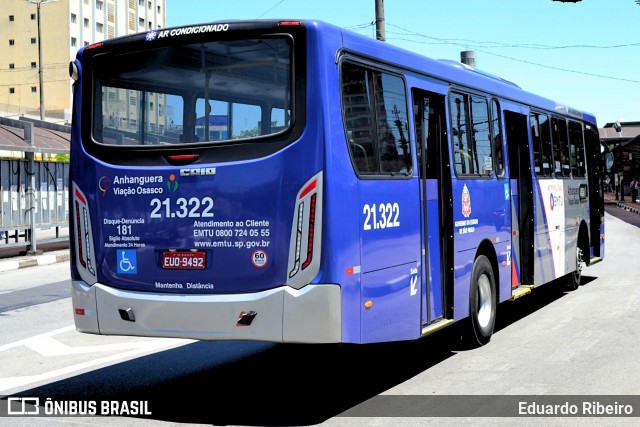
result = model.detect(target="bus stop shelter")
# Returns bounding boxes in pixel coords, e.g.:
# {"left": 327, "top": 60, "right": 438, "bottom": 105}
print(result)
{"left": 0, "top": 116, "right": 70, "bottom": 252}
{"left": 599, "top": 121, "right": 640, "bottom": 197}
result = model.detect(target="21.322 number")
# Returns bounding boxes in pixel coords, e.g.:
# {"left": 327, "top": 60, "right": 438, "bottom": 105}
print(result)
{"left": 150, "top": 197, "right": 214, "bottom": 219}
{"left": 363, "top": 202, "right": 400, "bottom": 230}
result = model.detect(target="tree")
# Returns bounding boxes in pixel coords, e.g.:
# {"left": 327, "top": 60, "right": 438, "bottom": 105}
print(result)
{"left": 238, "top": 128, "right": 260, "bottom": 138}
{"left": 54, "top": 153, "right": 70, "bottom": 162}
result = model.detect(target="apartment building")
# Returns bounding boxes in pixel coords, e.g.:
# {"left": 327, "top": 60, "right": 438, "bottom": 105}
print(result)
{"left": 0, "top": 0, "right": 166, "bottom": 122}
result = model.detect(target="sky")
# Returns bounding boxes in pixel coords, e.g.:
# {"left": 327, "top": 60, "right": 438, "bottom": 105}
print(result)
{"left": 166, "top": 0, "right": 640, "bottom": 126}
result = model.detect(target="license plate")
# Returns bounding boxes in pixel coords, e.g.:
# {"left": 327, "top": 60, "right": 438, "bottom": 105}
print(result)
{"left": 162, "top": 251, "right": 206, "bottom": 270}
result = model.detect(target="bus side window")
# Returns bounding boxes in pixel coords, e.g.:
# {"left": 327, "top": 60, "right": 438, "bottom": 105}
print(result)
{"left": 551, "top": 117, "right": 571, "bottom": 177}
{"left": 531, "top": 112, "right": 554, "bottom": 177}
{"left": 568, "top": 120, "right": 586, "bottom": 178}
{"left": 491, "top": 99, "right": 504, "bottom": 178}
{"left": 377, "top": 73, "right": 411, "bottom": 175}
{"left": 450, "top": 92, "right": 492, "bottom": 177}
{"left": 451, "top": 93, "right": 470, "bottom": 175}
{"left": 341, "top": 61, "right": 411, "bottom": 176}
{"left": 558, "top": 119, "right": 571, "bottom": 177}
{"left": 342, "top": 64, "right": 378, "bottom": 174}
{"left": 539, "top": 114, "right": 554, "bottom": 176}
{"left": 530, "top": 113, "right": 543, "bottom": 175}
{"left": 471, "top": 96, "right": 492, "bottom": 177}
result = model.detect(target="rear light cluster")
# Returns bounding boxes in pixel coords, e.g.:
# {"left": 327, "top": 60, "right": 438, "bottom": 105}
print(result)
{"left": 72, "top": 183, "right": 97, "bottom": 284}
{"left": 287, "top": 173, "right": 323, "bottom": 288}
{"left": 302, "top": 194, "right": 317, "bottom": 270}
{"left": 289, "top": 179, "right": 317, "bottom": 277}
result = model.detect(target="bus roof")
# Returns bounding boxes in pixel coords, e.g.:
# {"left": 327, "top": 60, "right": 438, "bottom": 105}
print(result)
{"left": 308, "top": 19, "right": 596, "bottom": 123}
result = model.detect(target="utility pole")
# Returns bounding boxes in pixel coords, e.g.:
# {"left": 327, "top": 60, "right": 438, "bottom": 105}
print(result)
{"left": 26, "top": 0, "right": 56, "bottom": 120}
{"left": 375, "top": 0, "right": 385, "bottom": 41}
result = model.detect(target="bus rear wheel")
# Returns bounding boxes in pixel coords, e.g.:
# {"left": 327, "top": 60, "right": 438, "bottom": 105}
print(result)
{"left": 468, "top": 255, "right": 497, "bottom": 346}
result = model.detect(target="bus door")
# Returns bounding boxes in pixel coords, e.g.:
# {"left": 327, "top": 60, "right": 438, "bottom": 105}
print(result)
{"left": 584, "top": 123, "right": 603, "bottom": 260}
{"left": 505, "top": 111, "right": 534, "bottom": 288}
{"left": 412, "top": 88, "right": 452, "bottom": 327}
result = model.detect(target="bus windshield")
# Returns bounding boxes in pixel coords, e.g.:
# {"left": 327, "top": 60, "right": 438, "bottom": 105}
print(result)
{"left": 91, "top": 37, "right": 292, "bottom": 146}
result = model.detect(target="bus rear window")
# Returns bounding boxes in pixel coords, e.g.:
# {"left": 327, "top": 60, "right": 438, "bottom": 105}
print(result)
{"left": 91, "top": 37, "right": 292, "bottom": 146}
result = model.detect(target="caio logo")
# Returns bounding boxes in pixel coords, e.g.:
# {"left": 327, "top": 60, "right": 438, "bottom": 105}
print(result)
{"left": 179, "top": 167, "right": 216, "bottom": 177}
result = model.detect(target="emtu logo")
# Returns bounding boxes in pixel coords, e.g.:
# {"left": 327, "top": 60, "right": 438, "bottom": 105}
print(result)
{"left": 550, "top": 193, "right": 563, "bottom": 211}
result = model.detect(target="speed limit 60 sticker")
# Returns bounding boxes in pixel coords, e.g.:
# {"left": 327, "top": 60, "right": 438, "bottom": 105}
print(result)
{"left": 252, "top": 250, "right": 268, "bottom": 268}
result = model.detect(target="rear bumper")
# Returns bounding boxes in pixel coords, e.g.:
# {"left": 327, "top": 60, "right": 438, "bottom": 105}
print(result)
{"left": 72, "top": 281, "right": 341, "bottom": 343}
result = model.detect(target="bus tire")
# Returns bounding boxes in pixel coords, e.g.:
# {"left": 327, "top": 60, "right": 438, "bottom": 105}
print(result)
{"left": 567, "top": 246, "right": 583, "bottom": 291}
{"left": 468, "top": 255, "right": 497, "bottom": 346}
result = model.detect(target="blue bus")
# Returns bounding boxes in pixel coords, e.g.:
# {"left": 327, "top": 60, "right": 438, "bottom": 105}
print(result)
{"left": 69, "top": 19, "right": 604, "bottom": 346}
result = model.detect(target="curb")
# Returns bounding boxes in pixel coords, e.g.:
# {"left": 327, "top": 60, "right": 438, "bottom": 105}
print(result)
{"left": 604, "top": 195, "right": 640, "bottom": 216}
{"left": 0, "top": 252, "right": 70, "bottom": 273}
{"left": 615, "top": 202, "right": 640, "bottom": 215}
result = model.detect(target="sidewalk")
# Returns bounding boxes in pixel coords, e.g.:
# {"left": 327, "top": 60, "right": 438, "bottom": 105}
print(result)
{"left": 0, "top": 248, "right": 69, "bottom": 273}
{"left": 0, "top": 227, "right": 70, "bottom": 273}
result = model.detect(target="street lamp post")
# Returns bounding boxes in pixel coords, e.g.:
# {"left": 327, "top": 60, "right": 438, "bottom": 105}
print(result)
{"left": 26, "top": 0, "right": 56, "bottom": 121}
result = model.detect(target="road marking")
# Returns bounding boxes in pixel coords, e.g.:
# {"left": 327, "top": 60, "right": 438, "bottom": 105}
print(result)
{"left": 0, "top": 326, "right": 77, "bottom": 352}
{"left": 0, "top": 325, "right": 193, "bottom": 393}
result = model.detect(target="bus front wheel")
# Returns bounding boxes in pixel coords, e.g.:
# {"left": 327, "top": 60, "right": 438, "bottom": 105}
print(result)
{"left": 468, "top": 255, "right": 497, "bottom": 346}
{"left": 566, "top": 246, "right": 583, "bottom": 291}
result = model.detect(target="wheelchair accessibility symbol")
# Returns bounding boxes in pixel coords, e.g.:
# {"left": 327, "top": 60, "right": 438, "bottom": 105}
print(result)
{"left": 117, "top": 249, "right": 138, "bottom": 274}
